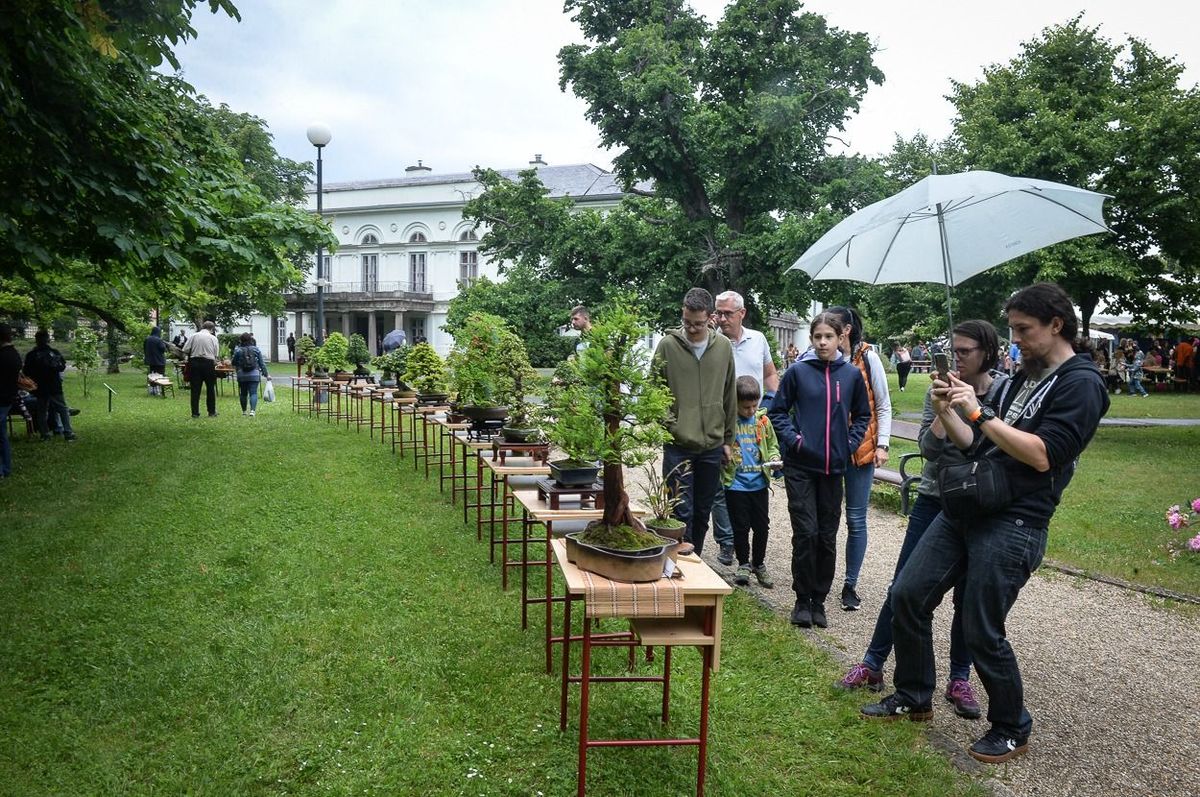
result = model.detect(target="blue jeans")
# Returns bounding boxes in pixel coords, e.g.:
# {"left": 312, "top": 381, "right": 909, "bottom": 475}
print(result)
{"left": 710, "top": 486, "right": 733, "bottom": 547}
{"left": 843, "top": 460, "right": 874, "bottom": 587}
{"left": 238, "top": 379, "right": 260, "bottom": 412}
{"left": 663, "top": 444, "right": 725, "bottom": 557}
{"left": 0, "top": 403, "right": 11, "bottom": 477}
{"left": 892, "top": 511, "right": 1046, "bottom": 738}
{"left": 1129, "top": 376, "right": 1149, "bottom": 396}
{"left": 862, "top": 494, "right": 971, "bottom": 682}
{"left": 35, "top": 391, "right": 73, "bottom": 438}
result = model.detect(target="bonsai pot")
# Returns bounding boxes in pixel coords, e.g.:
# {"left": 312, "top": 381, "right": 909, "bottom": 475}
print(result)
{"left": 549, "top": 459, "right": 601, "bottom": 488}
{"left": 447, "top": 410, "right": 469, "bottom": 424}
{"left": 460, "top": 405, "right": 509, "bottom": 423}
{"left": 332, "top": 371, "right": 353, "bottom": 383}
{"left": 565, "top": 530, "right": 672, "bottom": 582}
{"left": 311, "top": 366, "right": 329, "bottom": 379}
{"left": 417, "top": 392, "right": 449, "bottom": 405}
{"left": 644, "top": 517, "right": 686, "bottom": 541}
{"left": 500, "top": 426, "right": 542, "bottom": 443}
{"left": 379, "top": 376, "right": 398, "bottom": 388}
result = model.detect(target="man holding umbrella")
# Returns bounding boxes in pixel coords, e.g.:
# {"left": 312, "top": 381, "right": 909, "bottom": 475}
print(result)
{"left": 861, "top": 283, "right": 1109, "bottom": 764}
{"left": 382, "top": 328, "right": 407, "bottom": 353}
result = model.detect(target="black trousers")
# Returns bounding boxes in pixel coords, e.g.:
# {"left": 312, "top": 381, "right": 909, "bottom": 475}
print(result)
{"left": 783, "top": 464, "right": 844, "bottom": 605}
{"left": 189, "top": 358, "right": 217, "bottom": 416}
{"left": 896, "top": 361, "right": 913, "bottom": 389}
{"left": 727, "top": 487, "right": 770, "bottom": 568}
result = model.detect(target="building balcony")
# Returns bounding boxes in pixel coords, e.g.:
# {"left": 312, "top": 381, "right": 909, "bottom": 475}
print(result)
{"left": 283, "top": 280, "right": 435, "bottom": 311}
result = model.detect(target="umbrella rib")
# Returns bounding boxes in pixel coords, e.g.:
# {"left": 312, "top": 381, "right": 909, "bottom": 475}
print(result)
{"left": 869, "top": 212, "right": 916, "bottom": 283}
{"left": 1018, "top": 188, "right": 1112, "bottom": 231}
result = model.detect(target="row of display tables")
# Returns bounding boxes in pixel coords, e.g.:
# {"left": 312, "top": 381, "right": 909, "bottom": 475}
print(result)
{"left": 288, "top": 376, "right": 730, "bottom": 795}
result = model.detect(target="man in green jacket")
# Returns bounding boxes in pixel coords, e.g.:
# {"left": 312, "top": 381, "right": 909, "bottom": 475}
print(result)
{"left": 652, "top": 287, "right": 737, "bottom": 557}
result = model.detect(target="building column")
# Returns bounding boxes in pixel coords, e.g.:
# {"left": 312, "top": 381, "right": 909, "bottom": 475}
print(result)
{"left": 270, "top": 315, "right": 279, "bottom": 362}
{"left": 367, "top": 312, "right": 378, "bottom": 355}
{"left": 295, "top": 312, "right": 304, "bottom": 339}
{"left": 342, "top": 313, "right": 351, "bottom": 338}
{"left": 393, "top": 312, "right": 406, "bottom": 339}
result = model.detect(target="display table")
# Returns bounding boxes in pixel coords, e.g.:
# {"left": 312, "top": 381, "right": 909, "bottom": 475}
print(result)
{"left": 552, "top": 539, "right": 731, "bottom": 797}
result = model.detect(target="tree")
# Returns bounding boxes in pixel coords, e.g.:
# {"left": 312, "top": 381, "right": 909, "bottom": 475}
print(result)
{"left": 949, "top": 16, "right": 1200, "bottom": 333}
{"left": 465, "top": 0, "right": 882, "bottom": 326}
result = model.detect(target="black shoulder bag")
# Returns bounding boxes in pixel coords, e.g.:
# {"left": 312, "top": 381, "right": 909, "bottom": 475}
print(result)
{"left": 937, "top": 444, "right": 1012, "bottom": 521}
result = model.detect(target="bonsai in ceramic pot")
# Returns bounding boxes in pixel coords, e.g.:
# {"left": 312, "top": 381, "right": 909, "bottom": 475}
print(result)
{"left": 372, "top": 346, "right": 409, "bottom": 388}
{"left": 543, "top": 297, "right": 674, "bottom": 534}
{"left": 312, "top": 332, "right": 351, "bottom": 379}
{"left": 296, "top": 335, "right": 318, "bottom": 376}
{"left": 637, "top": 461, "right": 690, "bottom": 541}
{"left": 446, "top": 312, "right": 513, "bottom": 422}
{"left": 347, "top": 333, "right": 373, "bottom": 378}
{"left": 402, "top": 342, "right": 448, "bottom": 402}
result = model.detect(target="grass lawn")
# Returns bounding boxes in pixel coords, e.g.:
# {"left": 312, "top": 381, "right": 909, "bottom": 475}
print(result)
{"left": 1, "top": 372, "right": 983, "bottom": 796}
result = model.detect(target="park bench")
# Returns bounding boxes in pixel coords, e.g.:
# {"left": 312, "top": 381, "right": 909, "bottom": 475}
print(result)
{"left": 147, "top": 373, "right": 175, "bottom": 398}
{"left": 909, "top": 359, "right": 932, "bottom": 374}
{"left": 872, "top": 418, "right": 923, "bottom": 515}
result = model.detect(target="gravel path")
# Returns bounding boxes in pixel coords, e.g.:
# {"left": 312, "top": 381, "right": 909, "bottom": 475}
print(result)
{"left": 630, "top": 471, "right": 1200, "bottom": 796}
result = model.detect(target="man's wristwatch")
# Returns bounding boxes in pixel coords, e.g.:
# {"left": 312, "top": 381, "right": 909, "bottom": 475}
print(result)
{"left": 877, "top": 444, "right": 889, "bottom": 451}
{"left": 967, "top": 405, "right": 997, "bottom": 428}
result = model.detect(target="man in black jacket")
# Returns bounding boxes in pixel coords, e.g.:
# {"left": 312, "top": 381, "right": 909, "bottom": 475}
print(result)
{"left": 861, "top": 283, "right": 1109, "bottom": 764}
{"left": 23, "top": 329, "right": 76, "bottom": 441}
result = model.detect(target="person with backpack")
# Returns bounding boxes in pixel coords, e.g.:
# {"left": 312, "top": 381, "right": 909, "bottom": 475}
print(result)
{"left": 232, "top": 332, "right": 268, "bottom": 416}
{"left": 22, "top": 329, "right": 76, "bottom": 441}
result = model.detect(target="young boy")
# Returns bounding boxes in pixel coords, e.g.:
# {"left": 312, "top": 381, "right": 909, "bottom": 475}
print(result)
{"left": 722, "top": 376, "right": 782, "bottom": 587}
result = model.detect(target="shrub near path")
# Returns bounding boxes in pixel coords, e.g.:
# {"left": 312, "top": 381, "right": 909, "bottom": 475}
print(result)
{"left": 0, "top": 372, "right": 982, "bottom": 796}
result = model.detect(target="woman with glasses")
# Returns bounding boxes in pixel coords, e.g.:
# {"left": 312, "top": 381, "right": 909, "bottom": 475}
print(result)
{"left": 837, "top": 319, "right": 1009, "bottom": 721}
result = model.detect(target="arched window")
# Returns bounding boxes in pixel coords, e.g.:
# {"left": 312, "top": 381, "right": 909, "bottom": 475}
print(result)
{"left": 459, "top": 230, "right": 478, "bottom": 242}
{"left": 409, "top": 232, "right": 427, "bottom": 291}
{"left": 409, "top": 232, "right": 427, "bottom": 244}
{"left": 361, "top": 233, "right": 379, "bottom": 246}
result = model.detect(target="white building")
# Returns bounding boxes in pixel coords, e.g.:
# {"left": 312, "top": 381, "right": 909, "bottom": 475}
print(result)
{"left": 229, "top": 158, "right": 803, "bottom": 361}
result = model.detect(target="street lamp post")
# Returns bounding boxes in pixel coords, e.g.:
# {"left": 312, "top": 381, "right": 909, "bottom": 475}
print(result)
{"left": 307, "top": 123, "right": 332, "bottom": 345}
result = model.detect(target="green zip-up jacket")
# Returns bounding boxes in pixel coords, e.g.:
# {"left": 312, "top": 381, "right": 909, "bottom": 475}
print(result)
{"left": 651, "top": 327, "right": 737, "bottom": 452}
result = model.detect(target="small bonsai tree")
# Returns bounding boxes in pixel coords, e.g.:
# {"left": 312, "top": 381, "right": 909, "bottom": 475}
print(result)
{"left": 313, "top": 331, "right": 351, "bottom": 374}
{"left": 347, "top": 333, "right": 372, "bottom": 375}
{"left": 402, "top": 341, "right": 447, "bottom": 395}
{"left": 543, "top": 297, "right": 673, "bottom": 531}
{"left": 296, "top": 335, "right": 318, "bottom": 366}
{"left": 371, "top": 346, "right": 410, "bottom": 383}
{"left": 445, "top": 312, "right": 521, "bottom": 407}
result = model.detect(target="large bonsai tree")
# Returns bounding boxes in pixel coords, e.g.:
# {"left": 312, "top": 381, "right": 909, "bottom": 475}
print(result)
{"left": 543, "top": 298, "right": 673, "bottom": 530}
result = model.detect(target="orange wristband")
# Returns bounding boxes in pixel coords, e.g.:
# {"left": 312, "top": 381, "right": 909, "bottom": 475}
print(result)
{"left": 967, "top": 407, "right": 983, "bottom": 423}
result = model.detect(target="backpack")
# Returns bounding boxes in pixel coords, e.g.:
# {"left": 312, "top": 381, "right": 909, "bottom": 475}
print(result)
{"left": 239, "top": 347, "right": 258, "bottom": 372}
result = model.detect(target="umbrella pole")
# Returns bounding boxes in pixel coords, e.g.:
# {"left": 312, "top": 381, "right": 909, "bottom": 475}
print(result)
{"left": 936, "top": 201, "right": 956, "bottom": 354}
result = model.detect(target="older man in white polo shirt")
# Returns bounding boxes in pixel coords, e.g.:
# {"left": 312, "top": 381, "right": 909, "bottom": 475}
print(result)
{"left": 709, "top": 290, "right": 781, "bottom": 566}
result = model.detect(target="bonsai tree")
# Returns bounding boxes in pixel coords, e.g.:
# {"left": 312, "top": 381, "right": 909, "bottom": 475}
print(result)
{"left": 347, "top": 333, "right": 372, "bottom": 376}
{"left": 446, "top": 312, "right": 513, "bottom": 407}
{"left": 402, "top": 341, "right": 447, "bottom": 395}
{"left": 543, "top": 298, "right": 673, "bottom": 531}
{"left": 296, "top": 335, "right": 318, "bottom": 372}
{"left": 371, "top": 346, "right": 410, "bottom": 384}
{"left": 312, "top": 331, "right": 351, "bottom": 374}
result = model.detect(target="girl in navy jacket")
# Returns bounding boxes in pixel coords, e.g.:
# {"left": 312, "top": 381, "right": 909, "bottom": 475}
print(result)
{"left": 768, "top": 312, "right": 870, "bottom": 629}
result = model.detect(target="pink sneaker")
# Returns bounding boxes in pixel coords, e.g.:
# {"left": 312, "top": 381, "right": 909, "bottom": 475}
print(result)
{"left": 836, "top": 662, "right": 883, "bottom": 692}
{"left": 945, "top": 678, "right": 982, "bottom": 719}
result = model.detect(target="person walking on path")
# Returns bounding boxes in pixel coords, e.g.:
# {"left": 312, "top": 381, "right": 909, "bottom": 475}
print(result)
{"left": 893, "top": 343, "right": 913, "bottom": 391}
{"left": 769, "top": 311, "right": 869, "bottom": 630}
{"left": 1125, "top": 341, "right": 1150, "bottom": 397}
{"left": 723, "top": 375, "right": 783, "bottom": 588}
{"left": 0, "top": 323, "right": 24, "bottom": 478}
{"left": 709, "top": 290, "right": 781, "bottom": 568}
{"left": 183, "top": 321, "right": 220, "bottom": 418}
{"left": 838, "top": 320, "right": 1009, "bottom": 722}
{"left": 652, "top": 287, "right": 736, "bottom": 558}
{"left": 22, "top": 330, "right": 76, "bottom": 442}
{"left": 829, "top": 306, "right": 892, "bottom": 613}
{"left": 286, "top": 333, "right": 296, "bottom": 362}
{"left": 862, "top": 283, "right": 1109, "bottom": 766}
{"left": 232, "top": 333, "right": 268, "bottom": 417}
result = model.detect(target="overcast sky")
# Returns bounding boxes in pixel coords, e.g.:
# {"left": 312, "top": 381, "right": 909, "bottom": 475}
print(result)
{"left": 173, "top": 0, "right": 1200, "bottom": 183}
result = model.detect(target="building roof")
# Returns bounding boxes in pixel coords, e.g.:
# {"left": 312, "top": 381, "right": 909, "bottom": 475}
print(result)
{"left": 316, "top": 163, "right": 645, "bottom": 201}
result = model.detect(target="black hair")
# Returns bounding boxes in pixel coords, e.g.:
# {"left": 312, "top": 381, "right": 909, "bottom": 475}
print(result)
{"left": 35, "top": 329, "right": 50, "bottom": 344}
{"left": 827, "top": 306, "right": 863, "bottom": 348}
{"left": 239, "top": 332, "right": 253, "bottom": 347}
{"left": 735, "top": 375, "right": 761, "bottom": 402}
{"left": 0, "top": 323, "right": 13, "bottom": 343}
{"left": 682, "top": 287, "right": 714, "bottom": 314}
{"left": 809, "top": 311, "right": 846, "bottom": 336}
{"left": 953, "top": 320, "right": 1000, "bottom": 372}
{"left": 1004, "top": 282, "right": 1078, "bottom": 342}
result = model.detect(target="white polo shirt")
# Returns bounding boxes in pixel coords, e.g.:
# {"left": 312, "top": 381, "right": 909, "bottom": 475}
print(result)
{"left": 727, "top": 326, "right": 772, "bottom": 390}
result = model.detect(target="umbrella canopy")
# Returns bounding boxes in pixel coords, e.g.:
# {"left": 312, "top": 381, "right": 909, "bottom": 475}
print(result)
{"left": 382, "top": 328, "right": 407, "bottom": 351}
{"left": 790, "top": 170, "right": 1110, "bottom": 286}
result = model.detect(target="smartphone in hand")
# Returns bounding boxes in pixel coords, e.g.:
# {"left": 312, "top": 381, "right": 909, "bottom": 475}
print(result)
{"left": 934, "top": 352, "right": 951, "bottom": 380}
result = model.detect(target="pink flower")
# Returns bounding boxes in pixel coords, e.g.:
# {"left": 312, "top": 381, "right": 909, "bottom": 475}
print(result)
{"left": 1190, "top": 535, "right": 1200, "bottom": 552}
{"left": 1192, "top": 498, "right": 1200, "bottom": 514}
{"left": 1167, "top": 511, "right": 1185, "bottom": 530}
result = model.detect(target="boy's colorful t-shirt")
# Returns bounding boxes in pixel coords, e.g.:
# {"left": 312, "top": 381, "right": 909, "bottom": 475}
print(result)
{"left": 730, "top": 416, "right": 767, "bottom": 492}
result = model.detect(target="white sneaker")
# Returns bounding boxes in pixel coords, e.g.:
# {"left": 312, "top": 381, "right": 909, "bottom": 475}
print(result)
{"left": 248, "top": 410, "right": 256, "bottom": 416}
{"left": 242, "top": 410, "right": 247, "bottom": 416}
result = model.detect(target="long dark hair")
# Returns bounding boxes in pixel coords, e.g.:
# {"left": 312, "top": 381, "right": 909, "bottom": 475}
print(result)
{"left": 809, "top": 311, "right": 846, "bottom": 336}
{"left": 827, "top": 306, "right": 863, "bottom": 349}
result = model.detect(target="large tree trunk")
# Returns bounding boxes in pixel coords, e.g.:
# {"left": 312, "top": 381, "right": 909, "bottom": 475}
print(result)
{"left": 106, "top": 324, "right": 120, "bottom": 374}
{"left": 1079, "top": 293, "right": 1098, "bottom": 339}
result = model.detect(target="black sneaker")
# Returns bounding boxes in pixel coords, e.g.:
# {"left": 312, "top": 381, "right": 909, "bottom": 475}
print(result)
{"left": 790, "top": 600, "right": 812, "bottom": 628}
{"left": 861, "top": 693, "right": 933, "bottom": 722}
{"left": 811, "top": 603, "right": 828, "bottom": 628}
{"left": 968, "top": 729, "right": 1029, "bottom": 763}
{"left": 734, "top": 564, "right": 751, "bottom": 586}
{"left": 716, "top": 544, "right": 735, "bottom": 566}
{"left": 841, "top": 583, "right": 861, "bottom": 611}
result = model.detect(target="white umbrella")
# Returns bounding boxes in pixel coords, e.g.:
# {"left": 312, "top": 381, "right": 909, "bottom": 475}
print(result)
{"left": 789, "top": 170, "right": 1111, "bottom": 335}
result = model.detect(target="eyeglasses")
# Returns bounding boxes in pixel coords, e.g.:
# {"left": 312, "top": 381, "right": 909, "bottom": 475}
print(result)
{"left": 712, "top": 309, "right": 742, "bottom": 318}
{"left": 681, "top": 318, "right": 709, "bottom": 329}
{"left": 952, "top": 346, "right": 980, "bottom": 357}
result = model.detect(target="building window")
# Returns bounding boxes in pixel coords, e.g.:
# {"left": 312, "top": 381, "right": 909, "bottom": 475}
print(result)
{"left": 276, "top": 317, "right": 287, "bottom": 346}
{"left": 409, "top": 252, "right": 427, "bottom": 292}
{"left": 361, "top": 232, "right": 379, "bottom": 245}
{"left": 410, "top": 317, "right": 426, "bottom": 343}
{"left": 361, "top": 253, "right": 378, "bottom": 292}
{"left": 459, "top": 251, "right": 478, "bottom": 288}
{"left": 409, "top": 232, "right": 427, "bottom": 244}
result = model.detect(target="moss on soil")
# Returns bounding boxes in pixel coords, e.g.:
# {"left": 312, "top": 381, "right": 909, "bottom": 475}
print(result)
{"left": 578, "top": 523, "right": 665, "bottom": 551}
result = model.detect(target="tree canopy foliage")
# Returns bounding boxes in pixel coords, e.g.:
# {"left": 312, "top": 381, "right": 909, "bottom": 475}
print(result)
{"left": 464, "top": 0, "right": 882, "bottom": 328}
{"left": 0, "top": 0, "right": 334, "bottom": 330}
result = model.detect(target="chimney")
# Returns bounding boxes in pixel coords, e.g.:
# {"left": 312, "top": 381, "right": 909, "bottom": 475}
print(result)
{"left": 405, "top": 159, "right": 432, "bottom": 173}
{"left": 529, "top": 154, "right": 547, "bottom": 166}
